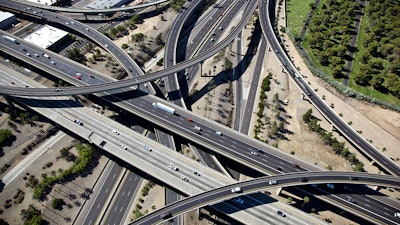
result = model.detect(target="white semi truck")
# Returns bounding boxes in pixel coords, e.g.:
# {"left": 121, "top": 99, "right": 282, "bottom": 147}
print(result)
{"left": 152, "top": 102, "right": 175, "bottom": 114}
{"left": 2, "top": 35, "right": 17, "bottom": 44}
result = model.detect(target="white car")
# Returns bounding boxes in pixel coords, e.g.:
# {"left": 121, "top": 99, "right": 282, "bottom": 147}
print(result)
{"left": 250, "top": 151, "right": 258, "bottom": 156}
{"left": 268, "top": 180, "right": 277, "bottom": 185}
{"left": 193, "top": 170, "right": 200, "bottom": 176}
{"left": 120, "top": 144, "right": 127, "bottom": 150}
{"left": 74, "top": 119, "right": 83, "bottom": 126}
{"left": 112, "top": 129, "right": 120, "bottom": 135}
{"left": 180, "top": 175, "right": 189, "bottom": 182}
{"left": 168, "top": 163, "right": 178, "bottom": 171}
{"left": 395, "top": 212, "right": 400, "bottom": 218}
{"left": 215, "top": 131, "right": 222, "bottom": 136}
{"left": 143, "top": 145, "right": 151, "bottom": 151}
{"left": 231, "top": 187, "right": 242, "bottom": 193}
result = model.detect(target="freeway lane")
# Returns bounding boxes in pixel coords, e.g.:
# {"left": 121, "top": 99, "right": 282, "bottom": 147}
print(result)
{"left": 2, "top": 67, "right": 322, "bottom": 225}
{"left": 257, "top": 0, "right": 400, "bottom": 176}
{"left": 0, "top": 1, "right": 142, "bottom": 78}
{"left": 130, "top": 171, "right": 400, "bottom": 225}
{"left": 3, "top": 0, "right": 400, "bottom": 222}
{"left": 4, "top": 36, "right": 396, "bottom": 224}
{"left": 0, "top": 0, "right": 259, "bottom": 97}
{"left": 11, "top": 0, "right": 168, "bottom": 14}
{"left": 2, "top": 22, "right": 398, "bottom": 224}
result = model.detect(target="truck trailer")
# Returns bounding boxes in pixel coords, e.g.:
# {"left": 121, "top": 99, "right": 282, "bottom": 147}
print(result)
{"left": 1, "top": 35, "right": 17, "bottom": 44}
{"left": 152, "top": 102, "right": 175, "bottom": 114}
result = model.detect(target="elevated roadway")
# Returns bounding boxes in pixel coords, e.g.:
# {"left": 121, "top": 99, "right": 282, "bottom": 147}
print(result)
{"left": 131, "top": 171, "right": 400, "bottom": 225}
{"left": 0, "top": 1, "right": 142, "bottom": 78}
{"left": 257, "top": 0, "right": 400, "bottom": 176}
{"left": 1, "top": 33, "right": 398, "bottom": 225}
{"left": 0, "top": 69, "right": 324, "bottom": 225}
{"left": 10, "top": 0, "right": 168, "bottom": 14}
{"left": 0, "top": 0, "right": 260, "bottom": 97}
{"left": 3, "top": 0, "right": 400, "bottom": 223}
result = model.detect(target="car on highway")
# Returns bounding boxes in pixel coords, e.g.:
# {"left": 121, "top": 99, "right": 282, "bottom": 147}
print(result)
{"left": 215, "top": 131, "right": 222, "bottom": 136}
{"left": 143, "top": 145, "right": 152, "bottom": 151}
{"left": 234, "top": 198, "right": 244, "bottom": 204}
{"left": 50, "top": 61, "right": 55, "bottom": 65}
{"left": 187, "top": 118, "right": 193, "bottom": 122}
{"left": 292, "top": 163, "right": 300, "bottom": 168}
{"left": 26, "top": 53, "right": 30, "bottom": 57}
{"left": 112, "top": 129, "right": 120, "bottom": 135}
{"left": 75, "top": 73, "right": 82, "bottom": 80}
{"left": 120, "top": 144, "right": 127, "bottom": 150}
{"left": 347, "top": 198, "right": 357, "bottom": 204}
{"left": 349, "top": 176, "right": 358, "bottom": 180}
{"left": 277, "top": 211, "right": 286, "bottom": 217}
{"left": 160, "top": 211, "right": 172, "bottom": 220}
{"left": 268, "top": 180, "right": 277, "bottom": 185}
{"left": 231, "top": 187, "right": 242, "bottom": 193}
{"left": 168, "top": 163, "right": 178, "bottom": 171}
{"left": 55, "top": 88, "right": 62, "bottom": 92}
{"left": 180, "top": 175, "right": 189, "bottom": 182}
{"left": 194, "top": 126, "right": 201, "bottom": 131}
{"left": 299, "top": 178, "right": 308, "bottom": 182}
{"left": 193, "top": 170, "right": 200, "bottom": 176}
{"left": 10, "top": 81, "right": 15, "bottom": 85}
{"left": 395, "top": 212, "right": 400, "bottom": 218}
{"left": 74, "top": 119, "right": 83, "bottom": 126}
{"left": 250, "top": 151, "right": 258, "bottom": 156}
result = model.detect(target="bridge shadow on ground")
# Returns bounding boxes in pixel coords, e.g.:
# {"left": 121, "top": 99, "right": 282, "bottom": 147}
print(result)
{"left": 213, "top": 192, "right": 278, "bottom": 214}
{"left": 186, "top": 17, "right": 262, "bottom": 106}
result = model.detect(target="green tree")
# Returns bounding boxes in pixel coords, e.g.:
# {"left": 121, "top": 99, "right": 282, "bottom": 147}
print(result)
{"left": 0, "top": 129, "right": 13, "bottom": 146}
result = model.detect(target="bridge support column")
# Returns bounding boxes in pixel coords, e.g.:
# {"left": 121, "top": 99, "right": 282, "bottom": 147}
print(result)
{"left": 72, "top": 95, "right": 80, "bottom": 102}
{"left": 84, "top": 14, "right": 87, "bottom": 21}
{"left": 1, "top": 94, "right": 15, "bottom": 112}
{"left": 199, "top": 61, "right": 203, "bottom": 77}
{"left": 276, "top": 187, "right": 282, "bottom": 196}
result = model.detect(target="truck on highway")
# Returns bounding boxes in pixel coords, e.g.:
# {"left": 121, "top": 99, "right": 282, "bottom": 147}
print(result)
{"left": 152, "top": 102, "right": 175, "bottom": 114}
{"left": 1, "top": 35, "right": 17, "bottom": 44}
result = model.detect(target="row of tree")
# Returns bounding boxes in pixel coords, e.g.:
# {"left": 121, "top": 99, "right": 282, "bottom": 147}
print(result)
{"left": 353, "top": 0, "right": 400, "bottom": 98}
{"left": 302, "top": 109, "right": 364, "bottom": 171}
{"left": 307, "top": 0, "right": 360, "bottom": 78}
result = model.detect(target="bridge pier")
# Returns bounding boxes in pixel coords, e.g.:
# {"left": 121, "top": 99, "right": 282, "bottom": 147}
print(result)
{"left": 1, "top": 94, "right": 15, "bottom": 112}
{"left": 72, "top": 95, "right": 80, "bottom": 102}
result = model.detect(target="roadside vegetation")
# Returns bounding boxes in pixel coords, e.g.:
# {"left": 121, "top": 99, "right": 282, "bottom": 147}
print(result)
{"left": 302, "top": 109, "right": 364, "bottom": 171}
{"left": 32, "top": 142, "right": 94, "bottom": 200}
{"left": 285, "top": 0, "right": 315, "bottom": 38}
{"left": 285, "top": 0, "right": 400, "bottom": 110}
{"left": 350, "top": 0, "right": 400, "bottom": 102}
{"left": 306, "top": 0, "right": 359, "bottom": 78}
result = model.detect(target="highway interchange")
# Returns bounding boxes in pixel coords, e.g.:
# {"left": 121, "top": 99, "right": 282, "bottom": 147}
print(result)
{"left": 1, "top": 0, "right": 400, "bottom": 224}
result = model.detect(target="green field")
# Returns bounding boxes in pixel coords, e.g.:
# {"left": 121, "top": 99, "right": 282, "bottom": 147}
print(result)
{"left": 285, "top": 0, "right": 315, "bottom": 38}
{"left": 347, "top": 4, "right": 400, "bottom": 106}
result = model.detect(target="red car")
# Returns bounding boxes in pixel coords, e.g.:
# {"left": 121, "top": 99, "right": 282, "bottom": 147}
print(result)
{"left": 187, "top": 118, "right": 193, "bottom": 122}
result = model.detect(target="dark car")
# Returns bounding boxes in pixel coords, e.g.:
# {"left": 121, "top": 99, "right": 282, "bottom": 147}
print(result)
{"left": 277, "top": 211, "right": 286, "bottom": 217}
{"left": 292, "top": 163, "right": 300, "bottom": 168}
{"left": 160, "top": 211, "right": 172, "bottom": 220}
{"left": 299, "top": 178, "right": 308, "bottom": 182}
{"left": 349, "top": 176, "right": 358, "bottom": 180}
